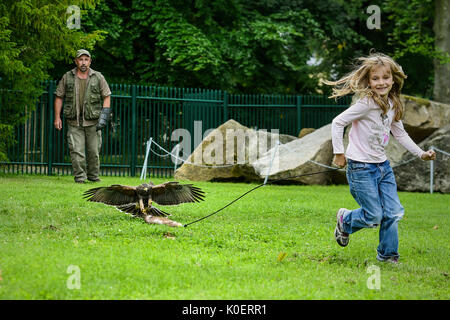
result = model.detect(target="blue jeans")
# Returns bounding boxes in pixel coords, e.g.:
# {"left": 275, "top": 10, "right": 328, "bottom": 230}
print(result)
{"left": 343, "top": 159, "right": 404, "bottom": 259}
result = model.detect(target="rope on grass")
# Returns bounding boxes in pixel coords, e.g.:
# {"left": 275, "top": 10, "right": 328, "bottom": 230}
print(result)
{"left": 183, "top": 168, "right": 339, "bottom": 227}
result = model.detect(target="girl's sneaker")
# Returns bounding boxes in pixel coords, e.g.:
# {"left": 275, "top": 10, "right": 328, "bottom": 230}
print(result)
{"left": 334, "top": 208, "right": 349, "bottom": 247}
{"left": 376, "top": 254, "right": 399, "bottom": 264}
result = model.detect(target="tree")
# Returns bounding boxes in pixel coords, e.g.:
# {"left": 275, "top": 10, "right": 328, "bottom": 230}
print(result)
{"left": 383, "top": 0, "right": 449, "bottom": 99}
{"left": 433, "top": 0, "right": 450, "bottom": 103}
{"left": 0, "top": 0, "right": 104, "bottom": 161}
{"left": 79, "top": 0, "right": 374, "bottom": 94}
{"left": 49, "top": 0, "right": 445, "bottom": 99}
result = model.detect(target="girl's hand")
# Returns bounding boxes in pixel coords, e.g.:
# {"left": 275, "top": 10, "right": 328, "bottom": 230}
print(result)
{"left": 421, "top": 149, "right": 436, "bottom": 161}
{"left": 332, "top": 154, "right": 347, "bottom": 168}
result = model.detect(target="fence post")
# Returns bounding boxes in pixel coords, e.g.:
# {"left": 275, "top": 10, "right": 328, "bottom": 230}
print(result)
{"left": 48, "top": 80, "right": 54, "bottom": 175}
{"left": 223, "top": 91, "right": 228, "bottom": 123}
{"left": 140, "top": 138, "right": 152, "bottom": 180}
{"left": 173, "top": 143, "right": 180, "bottom": 173}
{"left": 264, "top": 140, "right": 280, "bottom": 185}
{"left": 296, "top": 95, "right": 302, "bottom": 136}
{"left": 430, "top": 146, "right": 434, "bottom": 194}
{"left": 131, "top": 85, "right": 137, "bottom": 176}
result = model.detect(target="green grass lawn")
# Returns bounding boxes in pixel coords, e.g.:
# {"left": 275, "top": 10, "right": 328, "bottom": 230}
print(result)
{"left": 0, "top": 174, "right": 448, "bottom": 299}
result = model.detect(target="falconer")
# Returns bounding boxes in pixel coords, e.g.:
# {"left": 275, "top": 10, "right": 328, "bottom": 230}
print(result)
{"left": 54, "top": 49, "right": 112, "bottom": 183}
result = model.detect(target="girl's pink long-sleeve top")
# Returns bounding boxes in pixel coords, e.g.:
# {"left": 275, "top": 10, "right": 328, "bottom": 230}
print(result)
{"left": 331, "top": 96, "right": 424, "bottom": 163}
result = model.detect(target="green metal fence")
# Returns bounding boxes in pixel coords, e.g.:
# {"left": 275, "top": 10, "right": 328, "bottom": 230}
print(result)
{"left": 0, "top": 80, "right": 351, "bottom": 177}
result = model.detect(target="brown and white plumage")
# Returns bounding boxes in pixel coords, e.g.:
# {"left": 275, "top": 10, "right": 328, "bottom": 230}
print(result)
{"left": 83, "top": 181, "right": 205, "bottom": 227}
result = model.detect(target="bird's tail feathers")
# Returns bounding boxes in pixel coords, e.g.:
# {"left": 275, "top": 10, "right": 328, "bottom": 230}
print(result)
{"left": 148, "top": 206, "right": 171, "bottom": 217}
{"left": 115, "top": 203, "right": 171, "bottom": 217}
{"left": 115, "top": 203, "right": 140, "bottom": 216}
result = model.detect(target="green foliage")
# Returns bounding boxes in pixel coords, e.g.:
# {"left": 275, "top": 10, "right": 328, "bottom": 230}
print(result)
{"left": 75, "top": 0, "right": 444, "bottom": 99}
{"left": 0, "top": 0, "right": 105, "bottom": 161}
{"left": 0, "top": 125, "right": 12, "bottom": 162}
{"left": 81, "top": 0, "right": 363, "bottom": 93}
{"left": 385, "top": 0, "right": 443, "bottom": 61}
{"left": 383, "top": 0, "right": 449, "bottom": 98}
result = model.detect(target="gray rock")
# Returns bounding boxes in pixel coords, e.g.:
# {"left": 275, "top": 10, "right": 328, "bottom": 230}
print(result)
{"left": 401, "top": 94, "right": 450, "bottom": 142}
{"left": 298, "top": 128, "right": 315, "bottom": 138}
{"left": 174, "top": 119, "right": 297, "bottom": 182}
{"left": 252, "top": 124, "right": 334, "bottom": 185}
{"left": 394, "top": 124, "right": 450, "bottom": 193}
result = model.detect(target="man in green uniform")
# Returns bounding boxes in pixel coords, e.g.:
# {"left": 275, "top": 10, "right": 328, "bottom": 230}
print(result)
{"left": 54, "top": 49, "right": 112, "bottom": 183}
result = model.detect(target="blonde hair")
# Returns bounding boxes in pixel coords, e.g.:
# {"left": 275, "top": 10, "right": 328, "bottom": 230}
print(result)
{"left": 322, "top": 52, "right": 407, "bottom": 121}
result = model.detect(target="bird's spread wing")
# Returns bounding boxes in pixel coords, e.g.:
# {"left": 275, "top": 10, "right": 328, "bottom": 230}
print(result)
{"left": 151, "top": 182, "right": 205, "bottom": 206}
{"left": 83, "top": 184, "right": 138, "bottom": 206}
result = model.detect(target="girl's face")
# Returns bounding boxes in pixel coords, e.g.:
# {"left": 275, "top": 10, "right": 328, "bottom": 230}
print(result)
{"left": 369, "top": 65, "right": 394, "bottom": 98}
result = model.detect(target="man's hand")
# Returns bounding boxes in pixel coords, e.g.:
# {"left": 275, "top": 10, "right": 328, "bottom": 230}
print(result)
{"left": 96, "top": 107, "right": 112, "bottom": 131}
{"left": 54, "top": 117, "right": 62, "bottom": 130}
{"left": 421, "top": 149, "right": 436, "bottom": 161}
{"left": 332, "top": 154, "right": 347, "bottom": 168}
{"left": 54, "top": 96, "right": 63, "bottom": 130}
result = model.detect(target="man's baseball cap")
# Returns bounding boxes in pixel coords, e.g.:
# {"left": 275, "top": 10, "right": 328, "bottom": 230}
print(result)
{"left": 76, "top": 49, "right": 91, "bottom": 58}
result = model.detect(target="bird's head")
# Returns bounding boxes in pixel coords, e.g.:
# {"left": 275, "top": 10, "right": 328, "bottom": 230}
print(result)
{"left": 137, "top": 183, "right": 152, "bottom": 196}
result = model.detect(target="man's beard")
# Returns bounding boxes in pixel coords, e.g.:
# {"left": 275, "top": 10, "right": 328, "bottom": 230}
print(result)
{"left": 79, "top": 65, "right": 88, "bottom": 72}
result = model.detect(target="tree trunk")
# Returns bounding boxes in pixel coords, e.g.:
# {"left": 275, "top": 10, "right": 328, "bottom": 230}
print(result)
{"left": 433, "top": 0, "right": 450, "bottom": 103}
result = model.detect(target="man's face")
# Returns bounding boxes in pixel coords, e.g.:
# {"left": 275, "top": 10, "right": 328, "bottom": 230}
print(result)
{"left": 75, "top": 55, "right": 91, "bottom": 73}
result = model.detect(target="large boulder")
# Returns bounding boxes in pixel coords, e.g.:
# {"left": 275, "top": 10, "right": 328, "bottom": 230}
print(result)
{"left": 252, "top": 124, "right": 334, "bottom": 185}
{"left": 401, "top": 94, "right": 450, "bottom": 142}
{"left": 393, "top": 124, "right": 450, "bottom": 193}
{"left": 385, "top": 136, "right": 408, "bottom": 165}
{"left": 174, "top": 119, "right": 297, "bottom": 182}
{"left": 298, "top": 128, "right": 315, "bottom": 138}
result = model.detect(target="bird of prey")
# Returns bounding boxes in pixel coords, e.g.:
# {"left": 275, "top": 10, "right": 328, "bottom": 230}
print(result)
{"left": 83, "top": 181, "right": 205, "bottom": 227}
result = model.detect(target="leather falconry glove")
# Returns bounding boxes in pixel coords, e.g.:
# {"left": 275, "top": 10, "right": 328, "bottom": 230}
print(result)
{"left": 96, "top": 107, "right": 112, "bottom": 131}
